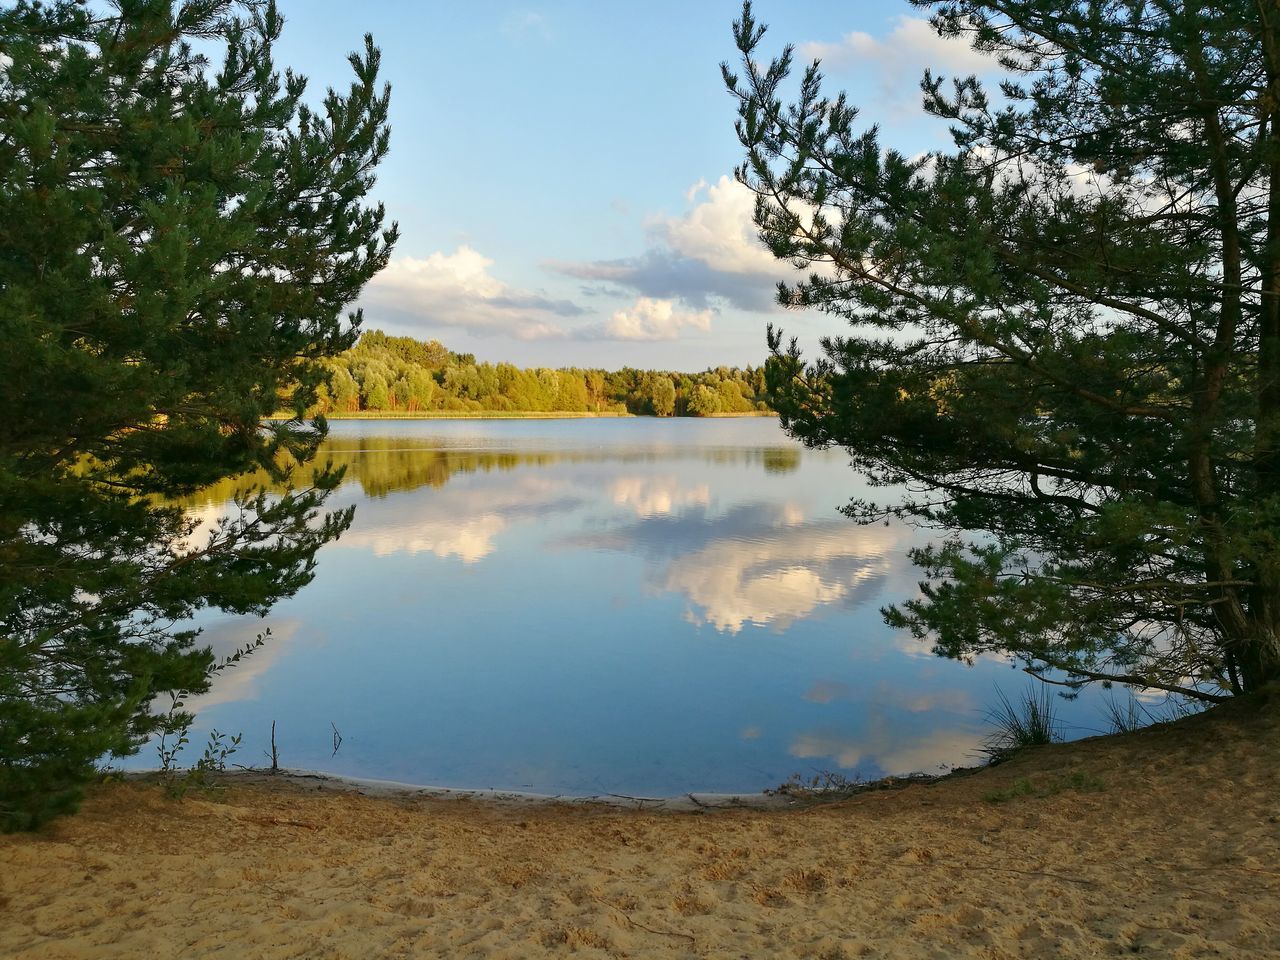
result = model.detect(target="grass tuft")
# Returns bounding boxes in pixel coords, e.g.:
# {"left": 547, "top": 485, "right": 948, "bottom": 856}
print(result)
{"left": 1101, "top": 691, "right": 1207, "bottom": 734}
{"left": 979, "top": 685, "right": 1062, "bottom": 765}
{"left": 983, "top": 770, "right": 1105, "bottom": 803}
{"left": 1102, "top": 693, "right": 1151, "bottom": 734}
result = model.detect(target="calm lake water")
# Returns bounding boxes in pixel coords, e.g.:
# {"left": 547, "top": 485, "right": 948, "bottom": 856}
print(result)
{"left": 131, "top": 417, "right": 1113, "bottom": 795}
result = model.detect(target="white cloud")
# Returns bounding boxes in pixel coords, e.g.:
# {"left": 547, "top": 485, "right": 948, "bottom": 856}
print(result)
{"left": 362, "top": 246, "right": 583, "bottom": 340}
{"left": 683, "top": 177, "right": 708, "bottom": 203}
{"left": 545, "top": 175, "right": 786, "bottom": 313}
{"left": 600, "top": 296, "right": 713, "bottom": 341}
{"left": 800, "top": 15, "right": 998, "bottom": 79}
{"left": 654, "top": 175, "right": 780, "bottom": 278}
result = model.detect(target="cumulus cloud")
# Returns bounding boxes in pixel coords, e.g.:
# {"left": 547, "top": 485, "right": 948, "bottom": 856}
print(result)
{"left": 546, "top": 175, "right": 787, "bottom": 313}
{"left": 576, "top": 296, "right": 713, "bottom": 342}
{"left": 659, "top": 176, "right": 780, "bottom": 277}
{"left": 361, "top": 246, "right": 583, "bottom": 341}
{"left": 800, "top": 15, "right": 999, "bottom": 81}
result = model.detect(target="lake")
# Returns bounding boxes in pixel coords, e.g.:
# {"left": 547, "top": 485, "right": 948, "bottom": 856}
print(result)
{"left": 132, "top": 417, "right": 1114, "bottom": 795}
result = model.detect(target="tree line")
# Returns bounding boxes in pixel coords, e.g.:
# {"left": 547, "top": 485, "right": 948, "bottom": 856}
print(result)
{"left": 314, "top": 329, "right": 772, "bottom": 416}
{"left": 185, "top": 437, "right": 800, "bottom": 508}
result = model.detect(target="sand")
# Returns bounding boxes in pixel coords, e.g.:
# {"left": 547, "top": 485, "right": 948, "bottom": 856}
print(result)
{"left": 3, "top": 696, "right": 1279, "bottom": 959}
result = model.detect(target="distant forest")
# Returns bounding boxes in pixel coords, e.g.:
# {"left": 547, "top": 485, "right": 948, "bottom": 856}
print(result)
{"left": 311, "top": 331, "right": 772, "bottom": 416}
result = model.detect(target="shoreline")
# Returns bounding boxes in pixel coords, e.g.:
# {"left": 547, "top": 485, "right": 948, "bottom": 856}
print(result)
{"left": 6, "top": 696, "right": 1277, "bottom": 959}
{"left": 265, "top": 411, "right": 779, "bottom": 421}
{"left": 119, "top": 765, "right": 959, "bottom": 813}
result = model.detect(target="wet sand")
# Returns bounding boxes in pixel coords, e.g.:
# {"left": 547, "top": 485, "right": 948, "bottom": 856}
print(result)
{"left": 3, "top": 695, "right": 1278, "bottom": 959}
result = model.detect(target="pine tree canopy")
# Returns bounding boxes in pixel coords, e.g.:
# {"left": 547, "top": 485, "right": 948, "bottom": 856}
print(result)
{"left": 0, "top": 0, "right": 396, "bottom": 830}
{"left": 726, "top": 1, "right": 1280, "bottom": 701}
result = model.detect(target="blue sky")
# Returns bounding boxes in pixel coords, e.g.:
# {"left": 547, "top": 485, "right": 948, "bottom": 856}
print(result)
{"left": 273, "top": 1, "right": 997, "bottom": 369}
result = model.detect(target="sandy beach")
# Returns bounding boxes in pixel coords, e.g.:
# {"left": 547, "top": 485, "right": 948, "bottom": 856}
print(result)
{"left": 3, "top": 694, "right": 1278, "bottom": 959}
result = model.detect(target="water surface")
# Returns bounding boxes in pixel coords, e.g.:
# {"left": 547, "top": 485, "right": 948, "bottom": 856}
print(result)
{"left": 134, "top": 418, "right": 1109, "bottom": 795}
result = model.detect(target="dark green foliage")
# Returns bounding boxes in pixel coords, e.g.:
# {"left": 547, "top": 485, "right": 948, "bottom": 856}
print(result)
{"left": 0, "top": 0, "right": 396, "bottom": 830}
{"left": 726, "top": 1, "right": 1280, "bottom": 699}
{"left": 314, "top": 329, "right": 771, "bottom": 417}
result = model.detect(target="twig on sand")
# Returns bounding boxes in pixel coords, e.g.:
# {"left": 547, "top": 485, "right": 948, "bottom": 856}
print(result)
{"left": 685, "top": 794, "right": 750, "bottom": 810}
{"left": 591, "top": 896, "right": 695, "bottom": 944}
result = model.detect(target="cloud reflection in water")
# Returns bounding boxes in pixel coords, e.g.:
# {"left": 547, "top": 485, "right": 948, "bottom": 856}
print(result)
{"left": 609, "top": 476, "right": 711, "bottom": 518}
{"left": 790, "top": 723, "right": 987, "bottom": 777}
{"left": 571, "top": 501, "right": 910, "bottom": 633}
{"left": 335, "top": 473, "right": 584, "bottom": 563}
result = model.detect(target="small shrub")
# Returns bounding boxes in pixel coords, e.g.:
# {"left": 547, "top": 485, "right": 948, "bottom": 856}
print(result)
{"left": 162, "top": 729, "right": 242, "bottom": 800}
{"left": 152, "top": 635, "right": 262, "bottom": 798}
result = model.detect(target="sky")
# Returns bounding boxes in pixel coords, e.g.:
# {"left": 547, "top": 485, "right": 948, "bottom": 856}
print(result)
{"left": 271, "top": 1, "right": 999, "bottom": 370}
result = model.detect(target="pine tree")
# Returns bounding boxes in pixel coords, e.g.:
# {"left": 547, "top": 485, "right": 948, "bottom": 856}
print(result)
{"left": 726, "top": 1, "right": 1280, "bottom": 700}
{"left": 0, "top": 0, "right": 396, "bottom": 829}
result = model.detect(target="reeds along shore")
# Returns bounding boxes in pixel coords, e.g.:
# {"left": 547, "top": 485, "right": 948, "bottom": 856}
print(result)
{"left": 3, "top": 694, "right": 1278, "bottom": 959}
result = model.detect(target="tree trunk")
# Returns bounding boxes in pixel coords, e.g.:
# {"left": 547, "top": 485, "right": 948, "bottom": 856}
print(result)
{"left": 1250, "top": 4, "right": 1280, "bottom": 691}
